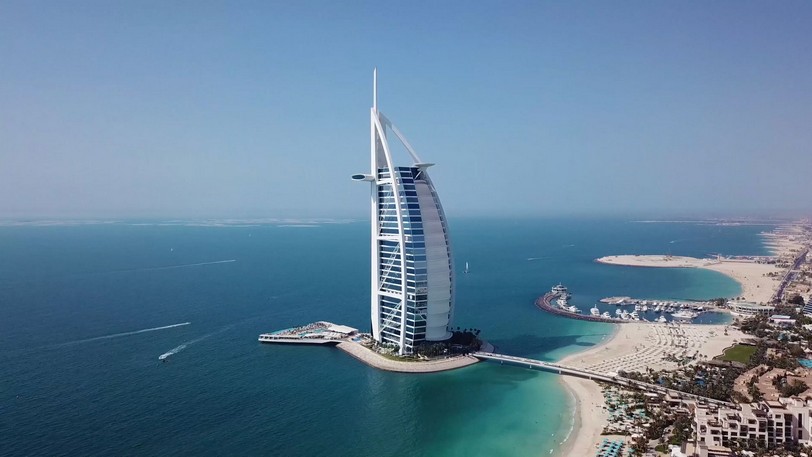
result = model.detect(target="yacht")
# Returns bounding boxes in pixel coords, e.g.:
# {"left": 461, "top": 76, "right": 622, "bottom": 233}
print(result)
{"left": 657, "top": 315, "right": 668, "bottom": 323}
{"left": 567, "top": 305, "right": 581, "bottom": 314}
{"left": 630, "top": 310, "right": 640, "bottom": 320}
{"left": 672, "top": 310, "right": 698, "bottom": 320}
{"left": 620, "top": 310, "right": 630, "bottom": 320}
{"left": 551, "top": 284, "right": 570, "bottom": 298}
{"left": 601, "top": 311, "right": 612, "bottom": 319}
{"left": 464, "top": 261, "right": 470, "bottom": 274}
{"left": 640, "top": 305, "right": 649, "bottom": 312}
{"left": 557, "top": 296, "right": 569, "bottom": 308}
{"left": 590, "top": 306, "right": 600, "bottom": 316}
{"left": 614, "top": 309, "right": 622, "bottom": 316}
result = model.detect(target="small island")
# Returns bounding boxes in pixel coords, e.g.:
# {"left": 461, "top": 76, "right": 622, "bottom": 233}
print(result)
{"left": 259, "top": 322, "right": 490, "bottom": 373}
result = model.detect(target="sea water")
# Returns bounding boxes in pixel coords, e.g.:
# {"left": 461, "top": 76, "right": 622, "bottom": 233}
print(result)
{"left": 0, "top": 219, "right": 771, "bottom": 456}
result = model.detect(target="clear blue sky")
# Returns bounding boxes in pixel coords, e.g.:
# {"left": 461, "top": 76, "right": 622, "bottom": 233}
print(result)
{"left": 1, "top": 1, "right": 810, "bottom": 219}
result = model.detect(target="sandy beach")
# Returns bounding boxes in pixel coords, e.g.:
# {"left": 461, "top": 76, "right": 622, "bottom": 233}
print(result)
{"left": 762, "top": 229, "right": 809, "bottom": 256}
{"left": 555, "top": 322, "right": 745, "bottom": 456}
{"left": 557, "top": 365, "right": 612, "bottom": 457}
{"left": 336, "top": 341, "right": 479, "bottom": 373}
{"left": 596, "top": 255, "right": 781, "bottom": 303}
{"left": 553, "top": 227, "right": 803, "bottom": 456}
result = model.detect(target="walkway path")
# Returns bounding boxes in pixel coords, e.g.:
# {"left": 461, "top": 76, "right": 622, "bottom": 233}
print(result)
{"left": 473, "top": 351, "right": 734, "bottom": 407}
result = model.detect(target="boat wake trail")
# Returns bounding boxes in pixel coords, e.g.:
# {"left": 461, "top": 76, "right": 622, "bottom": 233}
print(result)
{"left": 158, "top": 325, "right": 233, "bottom": 362}
{"left": 125, "top": 259, "right": 236, "bottom": 273}
{"left": 57, "top": 322, "right": 191, "bottom": 347}
{"left": 158, "top": 344, "right": 187, "bottom": 361}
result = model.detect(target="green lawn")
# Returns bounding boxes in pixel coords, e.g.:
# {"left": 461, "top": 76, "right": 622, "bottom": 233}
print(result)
{"left": 718, "top": 344, "right": 757, "bottom": 364}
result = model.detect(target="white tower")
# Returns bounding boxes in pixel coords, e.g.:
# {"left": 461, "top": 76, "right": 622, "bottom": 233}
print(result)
{"left": 352, "top": 69, "right": 455, "bottom": 355}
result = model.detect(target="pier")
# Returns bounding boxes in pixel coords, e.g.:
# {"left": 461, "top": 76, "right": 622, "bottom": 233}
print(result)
{"left": 473, "top": 351, "right": 735, "bottom": 408}
{"left": 536, "top": 292, "right": 623, "bottom": 324}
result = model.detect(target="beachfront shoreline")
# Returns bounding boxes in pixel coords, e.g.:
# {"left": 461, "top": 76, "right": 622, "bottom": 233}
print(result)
{"left": 554, "top": 325, "right": 619, "bottom": 457}
{"left": 552, "top": 321, "right": 746, "bottom": 457}
{"left": 550, "top": 226, "right": 805, "bottom": 457}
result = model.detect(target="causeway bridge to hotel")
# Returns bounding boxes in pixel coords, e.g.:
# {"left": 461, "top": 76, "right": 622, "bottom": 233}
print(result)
{"left": 473, "top": 351, "right": 735, "bottom": 408}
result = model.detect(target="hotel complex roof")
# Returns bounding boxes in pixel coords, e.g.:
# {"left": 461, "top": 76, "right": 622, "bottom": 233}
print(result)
{"left": 327, "top": 324, "right": 358, "bottom": 335}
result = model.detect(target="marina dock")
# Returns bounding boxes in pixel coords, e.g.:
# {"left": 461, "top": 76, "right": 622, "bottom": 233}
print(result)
{"left": 536, "top": 287, "right": 716, "bottom": 324}
{"left": 536, "top": 292, "right": 622, "bottom": 324}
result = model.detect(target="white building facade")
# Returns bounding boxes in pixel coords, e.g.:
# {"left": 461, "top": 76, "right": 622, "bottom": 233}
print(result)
{"left": 352, "top": 70, "right": 454, "bottom": 355}
{"left": 694, "top": 398, "right": 812, "bottom": 450}
{"left": 728, "top": 301, "right": 775, "bottom": 317}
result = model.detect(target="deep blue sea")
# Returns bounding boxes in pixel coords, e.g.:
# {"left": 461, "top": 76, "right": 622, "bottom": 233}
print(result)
{"left": 0, "top": 219, "right": 772, "bottom": 456}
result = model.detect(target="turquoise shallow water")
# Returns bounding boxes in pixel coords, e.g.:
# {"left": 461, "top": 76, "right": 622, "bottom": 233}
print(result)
{"left": 0, "top": 219, "right": 770, "bottom": 456}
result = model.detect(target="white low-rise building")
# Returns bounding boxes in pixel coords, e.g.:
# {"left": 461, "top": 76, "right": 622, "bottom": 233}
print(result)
{"left": 769, "top": 314, "right": 797, "bottom": 327}
{"left": 728, "top": 301, "right": 775, "bottom": 317}
{"left": 694, "top": 397, "right": 812, "bottom": 450}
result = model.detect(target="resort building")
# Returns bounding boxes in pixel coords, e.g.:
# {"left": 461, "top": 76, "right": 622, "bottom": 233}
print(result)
{"left": 694, "top": 397, "right": 812, "bottom": 451}
{"left": 802, "top": 296, "right": 812, "bottom": 317}
{"left": 728, "top": 301, "right": 775, "bottom": 318}
{"left": 768, "top": 315, "right": 796, "bottom": 328}
{"left": 352, "top": 70, "right": 455, "bottom": 355}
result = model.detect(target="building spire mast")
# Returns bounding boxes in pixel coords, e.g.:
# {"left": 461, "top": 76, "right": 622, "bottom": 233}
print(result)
{"left": 373, "top": 67, "right": 378, "bottom": 112}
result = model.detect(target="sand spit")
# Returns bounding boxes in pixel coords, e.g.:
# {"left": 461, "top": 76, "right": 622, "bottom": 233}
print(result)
{"left": 596, "top": 255, "right": 780, "bottom": 303}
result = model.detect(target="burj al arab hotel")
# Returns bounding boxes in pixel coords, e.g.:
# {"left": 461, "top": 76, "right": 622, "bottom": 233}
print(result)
{"left": 352, "top": 70, "right": 455, "bottom": 356}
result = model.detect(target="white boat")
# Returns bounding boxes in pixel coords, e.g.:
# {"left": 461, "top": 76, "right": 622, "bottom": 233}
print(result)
{"left": 634, "top": 304, "right": 642, "bottom": 311}
{"left": 672, "top": 310, "right": 697, "bottom": 320}
{"left": 620, "top": 310, "right": 630, "bottom": 320}
{"left": 657, "top": 315, "right": 667, "bottom": 323}
{"left": 654, "top": 305, "right": 662, "bottom": 313}
{"left": 567, "top": 305, "right": 581, "bottom": 314}
{"left": 557, "top": 297, "right": 569, "bottom": 308}
{"left": 630, "top": 310, "right": 640, "bottom": 320}
{"left": 641, "top": 305, "right": 649, "bottom": 312}
{"left": 601, "top": 311, "right": 611, "bottom": 319}
{"left": 552, "top": 284, "right": 570, "bottom": 298}
{"left": 590, "top": 306, "right": 600, "bottom": 316}
{"left": 615, "top": 309, "right": 622, "bottom": 316}
{"left": 464, "top": 261, "right": 470, "bottom": 274}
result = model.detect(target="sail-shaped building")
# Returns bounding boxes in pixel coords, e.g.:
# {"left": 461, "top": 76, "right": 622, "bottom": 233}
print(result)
{"left": 352, "top": 70, "right": 455, "bottom": 356}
